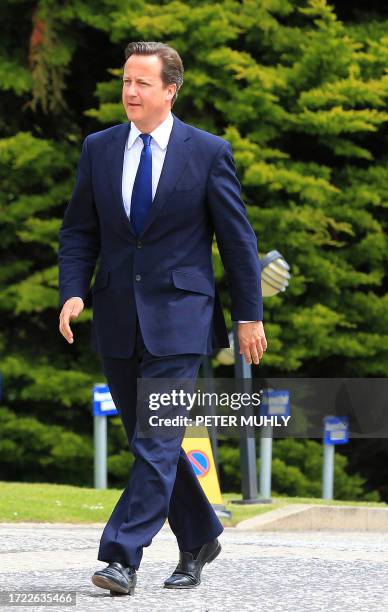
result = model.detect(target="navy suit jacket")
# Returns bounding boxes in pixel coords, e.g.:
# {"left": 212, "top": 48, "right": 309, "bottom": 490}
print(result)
{"left": 58, "top": 113, "right": 263, "bottom": 357}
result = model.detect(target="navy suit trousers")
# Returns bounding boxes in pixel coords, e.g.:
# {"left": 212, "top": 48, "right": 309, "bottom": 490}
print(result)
{"left": 97, "top": 317, "right": 224, "bottom": 569}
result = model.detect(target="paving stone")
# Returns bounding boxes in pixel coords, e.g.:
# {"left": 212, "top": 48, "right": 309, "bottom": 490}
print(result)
{"left": 0, "top": 524, "right": 387, "bottom": 611}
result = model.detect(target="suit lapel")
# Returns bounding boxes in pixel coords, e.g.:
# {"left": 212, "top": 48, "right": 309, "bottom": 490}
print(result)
{"left": 106, "top": 121, "right": 135, "bottom": 237}
{"left": 141, "top": 113, "right": 192, "bottom": 236}
{"left": 106, "top": 113, "right": 192, "bottom": 239}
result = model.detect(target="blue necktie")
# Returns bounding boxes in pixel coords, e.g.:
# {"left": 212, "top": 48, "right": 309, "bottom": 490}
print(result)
{"left": 130, "top": 133, "right": 152, "bottom": 236}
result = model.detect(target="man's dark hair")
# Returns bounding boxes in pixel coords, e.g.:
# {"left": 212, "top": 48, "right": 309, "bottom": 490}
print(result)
{"left": 124, "top": 41, "right": 184, "bottom": 107}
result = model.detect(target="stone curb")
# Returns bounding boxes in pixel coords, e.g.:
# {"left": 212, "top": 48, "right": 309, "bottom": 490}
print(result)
{"left": 236, "top": 503, "right": 388, "bottom": 531}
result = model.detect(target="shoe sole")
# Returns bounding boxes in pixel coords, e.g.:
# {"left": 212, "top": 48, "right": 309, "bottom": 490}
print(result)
{"left": 91, "top": 574, "right": 135, "bottom": 596}
{"left": 163, "top": 541, "right": 222, "bottom": 589}
{"left": 164, "top": 582, "right": 200, "bottom": 589}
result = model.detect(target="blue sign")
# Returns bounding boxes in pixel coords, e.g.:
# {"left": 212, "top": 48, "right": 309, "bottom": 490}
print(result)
{"left": 187, "top": 450, "right": 210, "bottom": 478}
{"left": 260, "top": 390, "right": 290, "bottom": 417}
{"left": 93, "top": 383, "right": 118, "bottom": 417}
{"left": 324, "top": 416, "right": 349, "bottom": 445}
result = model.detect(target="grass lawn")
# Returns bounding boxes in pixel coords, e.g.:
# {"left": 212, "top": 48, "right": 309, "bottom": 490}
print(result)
{"left": 1, "top": 481, "right": 386, "bottom": 527}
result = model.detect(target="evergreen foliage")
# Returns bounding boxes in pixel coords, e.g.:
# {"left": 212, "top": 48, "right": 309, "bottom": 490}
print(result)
{"left": 218, "top": 438, "right": 380, "bottom": 501}
{"left": 1, "top": 0, "right": 386, "bottom": 497}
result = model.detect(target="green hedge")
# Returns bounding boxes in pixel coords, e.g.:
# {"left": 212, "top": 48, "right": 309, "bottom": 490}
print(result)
{"left": 218, "top": 437, "right": 380, "bottom": 501}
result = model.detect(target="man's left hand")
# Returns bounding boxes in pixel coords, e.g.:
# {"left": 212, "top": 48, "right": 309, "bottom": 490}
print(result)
{"left": 238, "top": 321, "right": 267, "bottom": 365}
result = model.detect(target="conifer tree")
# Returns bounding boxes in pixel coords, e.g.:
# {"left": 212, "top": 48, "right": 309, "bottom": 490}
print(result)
{"left": 0, "top": 0, "right": 386, "bottom": 490}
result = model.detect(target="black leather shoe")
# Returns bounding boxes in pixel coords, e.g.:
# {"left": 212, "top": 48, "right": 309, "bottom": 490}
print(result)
{"left": 164, "top": 538, "right": 221, "bottom": 588}
{"left": 92, "top": 561, "right": 136, "bottom": 596}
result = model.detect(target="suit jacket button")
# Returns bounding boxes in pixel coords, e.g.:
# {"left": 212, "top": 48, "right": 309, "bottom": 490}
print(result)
{"left": 135, "top": 274, "right": 141, "bottom": 282}
{"left": 137, "top": 241, "right": 143, "bottom": 248}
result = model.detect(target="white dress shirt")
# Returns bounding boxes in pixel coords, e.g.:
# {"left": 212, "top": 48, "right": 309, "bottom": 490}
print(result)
{"left": 122, "top": 111, "right": 173, "bottom": 216}
{"left": 77, "top": 111, "right": 256, "bottom": 322}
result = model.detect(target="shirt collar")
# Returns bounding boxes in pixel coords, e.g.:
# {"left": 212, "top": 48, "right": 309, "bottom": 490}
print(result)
{"left": 127, "top": 111, "right": 173, "bottom": 151}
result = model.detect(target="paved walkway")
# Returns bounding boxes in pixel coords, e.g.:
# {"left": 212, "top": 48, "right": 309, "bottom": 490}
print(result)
{"left": 0, "top": 523, "right": 387, "bottom": 611}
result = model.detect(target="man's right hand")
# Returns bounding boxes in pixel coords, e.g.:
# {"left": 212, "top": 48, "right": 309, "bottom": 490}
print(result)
{"left": 59, "top": 297, "right": 84, "bottom": 344}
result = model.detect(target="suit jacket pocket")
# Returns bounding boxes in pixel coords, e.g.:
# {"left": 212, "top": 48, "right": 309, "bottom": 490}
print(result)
{"left": 174, "top": 181, "right": 201, "bottom": 191}
{"left": 171, "top": 269, "right": 215, "bottom": 297}
{"left": 174, "top": 168, "right": 201, "bottom": 191}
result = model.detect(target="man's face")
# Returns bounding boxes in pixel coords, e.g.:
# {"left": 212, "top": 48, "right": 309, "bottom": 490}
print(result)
{"left": 122, "top": 54, "right": 176, "bottom": 131}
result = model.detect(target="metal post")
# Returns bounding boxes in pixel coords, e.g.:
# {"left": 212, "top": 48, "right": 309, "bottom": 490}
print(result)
{"left": 322, "top": 442, "right": 334, "bottom": 500}
{"left": 94, "top": 415, "right": 108, "bottom": 489}
{"left": 231, "top": 321, "right": 260, "bottom": 503}
{"left": 259, "top": 425, "right": 273, "bottom": 501}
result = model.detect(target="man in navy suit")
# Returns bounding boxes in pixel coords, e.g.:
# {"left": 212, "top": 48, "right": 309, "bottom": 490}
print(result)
{"left": 59, "top": 41, "right": 267, "bottom": 596}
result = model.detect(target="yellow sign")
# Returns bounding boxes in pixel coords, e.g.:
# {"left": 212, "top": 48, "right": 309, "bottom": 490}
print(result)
{"left": 183, "top": 426, "right": 229, "bottom": 515}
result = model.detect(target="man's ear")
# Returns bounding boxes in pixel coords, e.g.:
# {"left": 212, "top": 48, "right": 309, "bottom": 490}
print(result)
{"left": 167, "top": 84, "right": 177, "bottom": 100}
